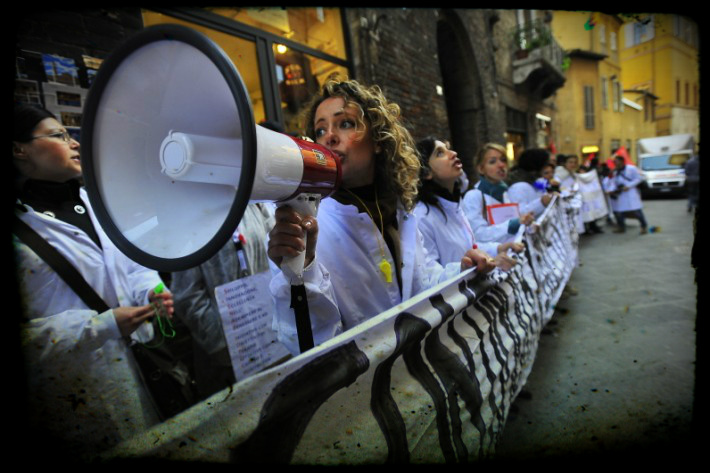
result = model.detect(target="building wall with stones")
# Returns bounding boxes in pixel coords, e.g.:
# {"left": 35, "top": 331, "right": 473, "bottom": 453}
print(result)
{"left": 343, "top": 8, "right": 561, "bottom": 182}
{"left": 15, "top": 8, "right": 563, "bottom": 185}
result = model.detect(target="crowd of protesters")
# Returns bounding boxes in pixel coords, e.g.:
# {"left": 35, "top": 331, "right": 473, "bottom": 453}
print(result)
{"left": 15, "top": 75, "right": 674, "bottom": 458}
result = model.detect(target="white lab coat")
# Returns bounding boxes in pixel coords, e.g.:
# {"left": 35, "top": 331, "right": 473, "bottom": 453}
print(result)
{"left": 555, "top": 167, "right": 577, "bottom": 192}
{"left": 507, "top": 181, "right": 547, "bottom": 217}
{"left": 270, "top": 197, "right": 461, "bottom": 355}
{"left": 414, "top": 196, "right": 498, "bottom": 263}
{"left": 15, "top": 188, "right": 162, "bottom": 456}
{"left": 461, "top": 182, "right": 519, "bottom": 245}
{"left": 606, "top": 165, "right": 644, "bottom": 212}
{"left": 602, "top": 176, "right": 620, "bottom": 212}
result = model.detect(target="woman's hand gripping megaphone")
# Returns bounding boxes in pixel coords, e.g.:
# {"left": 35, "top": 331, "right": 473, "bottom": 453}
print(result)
{"left": 269, "top": 194, "right": 321, "bottom": 284}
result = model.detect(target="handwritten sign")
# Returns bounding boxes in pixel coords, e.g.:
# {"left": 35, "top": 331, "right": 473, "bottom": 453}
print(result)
{"left": 215, "top": 271, "right": 291, "bottom": 380}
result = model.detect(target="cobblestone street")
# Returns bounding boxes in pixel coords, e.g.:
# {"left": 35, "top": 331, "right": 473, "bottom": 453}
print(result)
{"left": 494, "top": 197, "right": 700, "bottom": 465}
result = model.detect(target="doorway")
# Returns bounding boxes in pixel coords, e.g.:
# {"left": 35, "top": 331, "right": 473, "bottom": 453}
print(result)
{"left": 436, "top": 12, "right": 484, "bottom": 184}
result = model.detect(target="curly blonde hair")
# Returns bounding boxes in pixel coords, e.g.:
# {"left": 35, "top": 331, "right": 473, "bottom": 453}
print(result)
{"left": 302, "top": 77, "right": 420, "bottom": 211}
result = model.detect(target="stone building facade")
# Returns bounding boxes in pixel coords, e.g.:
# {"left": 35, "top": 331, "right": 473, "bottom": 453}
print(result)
{"left": 343, "top": 8, "right": 563, "bottom": 180}
{"left": 15, "top": 8, "right": 565, "bottom": 183}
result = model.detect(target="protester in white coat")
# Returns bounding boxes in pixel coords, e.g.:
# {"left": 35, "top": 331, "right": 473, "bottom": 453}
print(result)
{"left": 413, "top": 137, "right": 522, "bottom": 267}
{"left": 554, "top": 154, "right": 579, "bottom": 191}
{"left": 267, "top": 79, "right": 496, "bottom": 355}
{"left": 12, "top": 104, "right": 172, "bottom": 459}
{"left": 554, "top": 154, "right": 603, "bottom": 235}
{"left": 462, "top": 143, "right": 535, "bottom": 246}
{"left": 607, "top": 155, "right": 649, "bottom": 234}
{"left": 506, "top": 148, "right": 557, "bottom": 218}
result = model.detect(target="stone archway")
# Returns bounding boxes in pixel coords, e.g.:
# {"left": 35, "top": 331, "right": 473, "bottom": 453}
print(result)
{"left": 436, "top": 11, "right": 486, "bottom": 184}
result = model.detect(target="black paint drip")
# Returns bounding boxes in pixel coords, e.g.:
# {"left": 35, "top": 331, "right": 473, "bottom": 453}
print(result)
{"left": 230, "top": 341, "right": 369, "bottom": 463}
{"left": 370, "top": 313, "right": 431, "bottom": 463}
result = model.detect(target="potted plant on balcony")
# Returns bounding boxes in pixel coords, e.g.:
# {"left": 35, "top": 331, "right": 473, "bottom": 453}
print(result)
{"left": 512, "top": 21, "right": 553, "bottom": 59}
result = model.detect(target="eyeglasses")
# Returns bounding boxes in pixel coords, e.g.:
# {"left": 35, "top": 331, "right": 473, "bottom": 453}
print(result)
{"left": 30, "top": 130, "right": 74, "bottom": 143}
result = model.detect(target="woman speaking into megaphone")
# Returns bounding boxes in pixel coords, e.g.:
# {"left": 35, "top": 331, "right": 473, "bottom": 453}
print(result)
{"left": 267, "top": 78, "right": 496, "bottom": 356}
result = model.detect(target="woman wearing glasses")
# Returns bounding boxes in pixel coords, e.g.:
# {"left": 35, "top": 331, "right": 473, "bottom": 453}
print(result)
{"left": 12, "top": 104, "right": 173, "bottom": 458}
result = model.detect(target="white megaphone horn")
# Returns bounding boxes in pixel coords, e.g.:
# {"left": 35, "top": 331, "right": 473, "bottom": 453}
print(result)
{"left": 80, "top": 24, "right": 341, "bottom": 282}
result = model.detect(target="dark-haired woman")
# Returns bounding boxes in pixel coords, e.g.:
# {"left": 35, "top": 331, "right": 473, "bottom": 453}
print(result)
{"left": 413, "top": 137, "right": 522, "bottom": 267}
{"left": 12, "top": 104, "right": 172, "bottom": 456}
{"left": 507, "top": 147, "right": 557, "bottom": 217}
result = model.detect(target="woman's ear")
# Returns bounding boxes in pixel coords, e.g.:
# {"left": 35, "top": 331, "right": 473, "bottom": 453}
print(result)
{"left": 12, "top": 142, "right": 28, "bottom": 160}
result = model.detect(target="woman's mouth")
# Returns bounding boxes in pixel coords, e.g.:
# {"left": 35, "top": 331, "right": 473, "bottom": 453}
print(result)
{"left": 333, "top": 151, "right": 346, "bottom": 163}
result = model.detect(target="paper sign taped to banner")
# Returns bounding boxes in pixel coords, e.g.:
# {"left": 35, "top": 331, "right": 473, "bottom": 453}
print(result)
{"left": 487, "top": 202, "right": 519, "bottom": 224}
{"left": 215, "top": 271, "right": 291, "bottom": 380}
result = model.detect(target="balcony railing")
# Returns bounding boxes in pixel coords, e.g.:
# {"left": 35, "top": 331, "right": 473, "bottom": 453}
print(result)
{"left": 510, "top": 20, "right": 566, "bottom": 98}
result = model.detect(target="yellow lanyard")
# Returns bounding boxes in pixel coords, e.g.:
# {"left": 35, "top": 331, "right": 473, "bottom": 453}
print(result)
{"left": 343, "top": 188, "right": 393, "bottom": 283}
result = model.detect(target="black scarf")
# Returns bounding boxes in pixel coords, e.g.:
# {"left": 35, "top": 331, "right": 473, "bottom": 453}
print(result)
{"left": 17, "top": 179, "right": 102, "bottom": 248}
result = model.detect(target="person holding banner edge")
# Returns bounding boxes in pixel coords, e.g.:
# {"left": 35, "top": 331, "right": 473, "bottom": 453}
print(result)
{"left": 462, "top": 142, "right": 535, "bottom": 246}
{"left": 267, "top": 78, "right": 496, "bottom": 356}
{"left": 413, "top": 136, "right": 522, "bottom": 270}
{"left": 540, "top": 161, "right": 561, "bottom": 193}
{"left": 506, "top": 147, "right": 558, "bottom": 218}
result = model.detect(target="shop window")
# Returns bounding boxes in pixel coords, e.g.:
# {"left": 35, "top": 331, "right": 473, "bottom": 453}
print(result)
{"left": 142, "top": 11, "right": 266, "bottom": 124}
{"left": 610, "top": 139, "right": 620, "bottom": 155}
{"left": 208, "top": 7, "right": 347, "bottom": 60}
{"left": 504, "top": 132, "right": 525, "bottom": 163}
{"left": 273, "top": 44, "right": 348, "bottom": 133}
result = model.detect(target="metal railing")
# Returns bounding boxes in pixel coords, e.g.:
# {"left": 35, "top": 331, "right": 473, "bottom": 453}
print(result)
{"left": 511, "top": 19, "right": 565, "bottom": 69}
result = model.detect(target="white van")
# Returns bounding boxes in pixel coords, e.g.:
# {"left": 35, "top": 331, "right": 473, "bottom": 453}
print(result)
{"left": 636, "top": 134, "right": 694, "bottom": 197}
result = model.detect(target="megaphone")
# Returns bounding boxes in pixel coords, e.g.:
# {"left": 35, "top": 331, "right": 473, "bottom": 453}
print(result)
{"left": 81, "top": 24, "right": 341, "bottom": 281}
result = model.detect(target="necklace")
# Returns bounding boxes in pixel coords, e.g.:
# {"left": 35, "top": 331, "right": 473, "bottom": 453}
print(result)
{"left": 343, "top": 187, "right": 393, "bottom": 283}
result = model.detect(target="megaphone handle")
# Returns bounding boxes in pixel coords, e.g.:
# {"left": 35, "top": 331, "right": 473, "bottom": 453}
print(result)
{"left": 279, "top": 193, "right": 320, "bottom": 354}
{"left": 279, "top": 193, "right": 320, "bottom": 283}
{"left": 291, "top": 283, "right": 314, "bottom": 353}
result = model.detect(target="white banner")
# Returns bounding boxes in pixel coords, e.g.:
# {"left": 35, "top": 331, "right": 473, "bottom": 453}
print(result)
{"left": 104, "top": 196, "right": 579, "bottom": 464}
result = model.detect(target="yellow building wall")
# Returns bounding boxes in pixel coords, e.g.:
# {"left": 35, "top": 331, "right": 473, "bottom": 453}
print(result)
{"left": 555, "top": 58, "right": 601, "bottom": 157}
{"left": 551, "top": 11, "right": 628, "bottom": 161}
{"left": 550, "top": 11, "right": 595, "bottom": 51}
{"left": 619, "top": 14, "right": 700, "bottom": 141}
{"left": 550, "top": 11, "right": 698, "bottom": 162}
